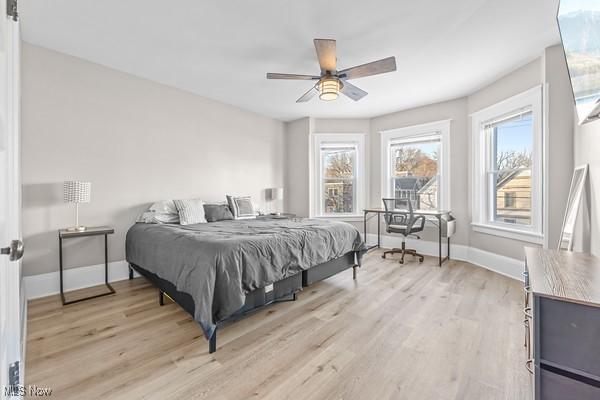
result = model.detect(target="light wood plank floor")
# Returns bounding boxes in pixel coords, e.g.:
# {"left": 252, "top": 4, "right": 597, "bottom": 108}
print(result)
{"left": 26, "top": 250, "right": 532, "bottom": 399}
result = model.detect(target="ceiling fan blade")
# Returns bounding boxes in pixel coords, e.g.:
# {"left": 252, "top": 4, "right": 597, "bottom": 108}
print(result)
{"left": 266, "top": 73, "right": 320, "bottom": 80}
{"left": 314, "top": 39, "right": 337, "bottom": 74}
{"left": 296, "top": 86, "right": 319, "bottom": 103}
{"left": 338, "top": 56, "right": 397, "bottom": 80}
{"left": 340, "top": 80, "right": 368, "bottom": 101}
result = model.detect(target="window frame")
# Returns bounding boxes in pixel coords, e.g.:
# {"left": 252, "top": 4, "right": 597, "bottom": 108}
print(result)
{"left": 470, "top": 86, "right": 544, "bottom": 243}
{"left": 380, "top": 120, "right": 451, "bottom": 211}
{"left": 310, "top": 133, "right": 366, "bottom": 220}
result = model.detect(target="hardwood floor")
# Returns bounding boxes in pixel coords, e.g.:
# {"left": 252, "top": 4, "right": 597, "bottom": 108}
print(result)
{"left": 26, "top": 250, "right": 532, "bottom": 399}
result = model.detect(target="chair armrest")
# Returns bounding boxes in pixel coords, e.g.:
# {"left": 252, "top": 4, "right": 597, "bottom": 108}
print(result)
{"left": 413, "top": 215, "right": 426, "bottom": 231}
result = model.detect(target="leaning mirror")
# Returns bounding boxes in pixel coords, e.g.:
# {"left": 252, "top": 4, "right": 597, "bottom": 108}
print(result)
{"left": 559, "top": 165, "right": 588, "bottom": 251}
{"left": 557, "top": 0, "right": 600, "bottom": 124}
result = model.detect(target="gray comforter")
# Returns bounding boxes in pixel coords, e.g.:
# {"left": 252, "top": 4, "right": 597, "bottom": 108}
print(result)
{"left": 125, "top": 218, "right": 366, "bottom": 339}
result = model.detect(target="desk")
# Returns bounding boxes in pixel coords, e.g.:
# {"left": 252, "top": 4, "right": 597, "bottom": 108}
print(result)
{"left": 363, "top": 208, "right": 452, "bottom": 266}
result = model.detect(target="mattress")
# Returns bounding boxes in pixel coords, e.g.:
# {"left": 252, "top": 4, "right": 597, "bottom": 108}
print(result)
{"left": 125, "top": 218, "right": 366, "bottom": 339}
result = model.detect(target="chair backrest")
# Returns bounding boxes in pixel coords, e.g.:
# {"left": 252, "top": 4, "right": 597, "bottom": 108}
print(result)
{"left": 382, "top": 197, "right": 416, "bottom": 231}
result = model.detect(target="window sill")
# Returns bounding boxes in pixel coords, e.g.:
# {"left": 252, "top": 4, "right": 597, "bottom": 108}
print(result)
{"left": 312, "top": 215, "right": 364, "bottom": 222}
{"left": 471, "top": 223, "right": 544, "bottom": 244}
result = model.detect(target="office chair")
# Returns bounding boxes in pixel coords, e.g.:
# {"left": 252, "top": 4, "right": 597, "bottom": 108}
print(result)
{"left": 381, "top": 198, "right": 426, "bottom": 264}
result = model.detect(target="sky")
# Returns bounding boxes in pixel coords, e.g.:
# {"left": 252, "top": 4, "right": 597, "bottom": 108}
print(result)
{"left": 559, "top": 0, "right": 600, "bottom": 14}
{"left": 495, "top": 113, "right": 533, "bottom": 154}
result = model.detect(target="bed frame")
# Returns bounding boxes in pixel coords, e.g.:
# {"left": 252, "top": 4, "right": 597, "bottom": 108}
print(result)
{"left": 128, "top": 251, "right": 361, "bottom": 353}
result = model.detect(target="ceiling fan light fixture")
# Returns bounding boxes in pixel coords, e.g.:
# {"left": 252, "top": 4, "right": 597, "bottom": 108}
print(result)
{"left": 318, "top": 77, "right": 340, "bottom": 101}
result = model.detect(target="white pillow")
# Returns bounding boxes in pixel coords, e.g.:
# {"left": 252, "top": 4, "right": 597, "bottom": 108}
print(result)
{"left": 136, "top": 200, "right": 180, "bottom": 224}
{"left": 174, "top": 198, "right": 207, "bottom": 225}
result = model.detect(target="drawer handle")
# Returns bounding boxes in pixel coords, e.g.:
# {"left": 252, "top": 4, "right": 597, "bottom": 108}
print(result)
{"left": 525, "top": 359, "right": 533, "bottom": 374}
{"left": 524, "top": 285, "right": 531, "bottom": 293}
{"left": 523, "top": 307, "right": 532, "bottom": 319}
{"left": 524, "top": 318, "right": 529, "bottom": 348}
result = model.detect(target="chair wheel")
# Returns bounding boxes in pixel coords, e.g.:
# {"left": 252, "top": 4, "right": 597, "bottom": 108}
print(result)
{"left": 381, "top": 254, "right": 386, "bottom": 259}
{"left": 419, "top": 257, "right": 424, "bottom": 262}
{"left": 399, "top": 259, "right": 404, "bottom": 264}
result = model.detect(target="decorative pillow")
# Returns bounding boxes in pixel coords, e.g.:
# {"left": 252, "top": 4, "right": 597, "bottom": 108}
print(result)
{"left": 203, "top": 203, "right": 234, "bottom": 222}
{"left": 226, "top": 195, "right": 256, "bottom": 219}
{"left": 136, "top": 200, "right": 180, "bottom": 224}
{"left": 173, "top": 198, "right": 207, "bottom": 225}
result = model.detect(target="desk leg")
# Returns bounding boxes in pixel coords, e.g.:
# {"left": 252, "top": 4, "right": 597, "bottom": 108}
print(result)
{"left": 363, "top": 210, "right": 367, "bottom": 243}
{"left": 377, "top": 212, "right": 381, "bottom": 248}
{"left": 438, "top": 216, "right": 442, "bottom": 267}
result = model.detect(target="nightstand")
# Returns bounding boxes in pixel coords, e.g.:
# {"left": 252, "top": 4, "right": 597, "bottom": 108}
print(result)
{"left": 58, "top": 226, "right": 115, "bottom": 305}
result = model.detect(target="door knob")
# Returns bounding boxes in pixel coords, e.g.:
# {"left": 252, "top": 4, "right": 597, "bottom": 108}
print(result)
{"left": 1, "top": 239, "right": 24, "bottom": 262}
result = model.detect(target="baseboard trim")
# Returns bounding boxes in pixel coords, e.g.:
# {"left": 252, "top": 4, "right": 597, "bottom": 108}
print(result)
{"left": 25, "top": 237, "right": 523, "bottom": 300}
{"left": 24, "top": 261, "right": 140, "bottom": 300}
{"left": 366, "top": 233, "right": 524, "bottom": 281}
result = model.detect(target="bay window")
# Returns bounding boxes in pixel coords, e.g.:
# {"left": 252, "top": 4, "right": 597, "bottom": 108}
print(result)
{"left": 381, "top": 120, "right": 451, "bottom": 210}
{"left": 471, "top": 86, "right": 543, "bottom": 243}
{"left": 311, "top": 134, "right": 366, "bottom": 218}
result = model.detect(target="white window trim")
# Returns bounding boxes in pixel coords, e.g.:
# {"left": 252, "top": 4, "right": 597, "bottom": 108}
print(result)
{"left": 380, "top": 120, "right": 451, "bottom": 210}
{"left": 470, "top": 85, "right": 544, "bottom": 244}
{"left": 310, "top": 133, "right": 366, "bottom": 220}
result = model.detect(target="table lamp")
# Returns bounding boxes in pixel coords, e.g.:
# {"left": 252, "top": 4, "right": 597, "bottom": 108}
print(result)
{"left": 63, "top": 181, "right": 91, "bottom": 231}
{"left": 266, "top": 187, "right": 284, "bottom": 215}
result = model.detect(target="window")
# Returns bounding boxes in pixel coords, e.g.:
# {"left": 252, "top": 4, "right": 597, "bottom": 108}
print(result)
{"left": 471, "top": 86, "right": 543, "bottom": 243}
{"left": 504, "top": 192, "right": 517, "bottom": 208}
{"left": 311, "top": 134, "right": 366, "bottom": 218}
{"left": 381, "top": 120, "right": 451, "bottom": 210}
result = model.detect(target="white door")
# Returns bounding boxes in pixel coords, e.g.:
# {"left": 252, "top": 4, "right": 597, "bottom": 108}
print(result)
{"left": 0, "top": 1, "right": 23, "bottom": 398}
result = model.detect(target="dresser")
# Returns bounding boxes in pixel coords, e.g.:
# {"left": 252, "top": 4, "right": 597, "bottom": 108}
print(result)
{"left": 524, "top": 247, "right": 600, "bottom": 399}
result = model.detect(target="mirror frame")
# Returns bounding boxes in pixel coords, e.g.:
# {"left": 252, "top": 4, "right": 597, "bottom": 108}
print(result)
{"left": 558, "top": 164, "right": 589, "bottom": 251}
{"left": 556, "top": 0, "right": 600, "bottom": 125}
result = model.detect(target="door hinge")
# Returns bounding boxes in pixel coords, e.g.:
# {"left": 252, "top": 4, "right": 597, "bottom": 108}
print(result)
{"left": 9, "top": 361, "right": 19, "bottom": 386}
{"left": 7, "top": 0, "right": 18, "bottom": 21}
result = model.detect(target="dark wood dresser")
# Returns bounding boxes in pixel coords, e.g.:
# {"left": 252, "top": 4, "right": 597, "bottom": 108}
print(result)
{"left": 524, "top": 247, "right": 600, "bottom": 399}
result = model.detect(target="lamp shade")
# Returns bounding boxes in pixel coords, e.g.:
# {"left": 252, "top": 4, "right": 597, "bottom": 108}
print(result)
{"left": 266, "top": 188, "right": 284, "bottom": 201}
{"left": 63, "top": 181, "right": 91, "bottom": 204}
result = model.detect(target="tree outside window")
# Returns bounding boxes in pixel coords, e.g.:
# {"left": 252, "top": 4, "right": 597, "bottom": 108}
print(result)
{"left": 322, "top": 147, "right": 356, "bottom": 214}
{"left": 391, "top": 139, "right": 440, "bottom": 210}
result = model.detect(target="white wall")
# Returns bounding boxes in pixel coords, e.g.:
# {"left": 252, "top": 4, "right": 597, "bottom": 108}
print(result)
{"left": 370, "top": 98, "right": 469, "bottom": 245}
{"left": 543, "top": 45, "right": 575, "bottom": 249}
{"left": 22, "top": 43, "right": 285, "bottom": 276}
{"left": 284, "top": 117, "right": 312, "bottom": 217}
{"left": 284, "top": 46, "right": 575, "bottom": 262}
{"left": 574, "top": 119, "right": 600, "bottom": 256}
{"left": 466, "top": 59, "right": 544, "bottom": 258}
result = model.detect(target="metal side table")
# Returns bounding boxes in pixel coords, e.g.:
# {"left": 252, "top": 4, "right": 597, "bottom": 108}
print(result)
{"left": 59, "top": 226, "right": 115, "bottom": 305}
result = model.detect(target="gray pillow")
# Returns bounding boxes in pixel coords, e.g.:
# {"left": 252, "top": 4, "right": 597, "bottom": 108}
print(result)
{"left": 173, "top": 198, "right": 207, "bottom": 225}
{"left": 203, "top": 204, "right": 234, "bottom": 222}
{"left": 226, "top": 195, "right": 256, "bottom": 219}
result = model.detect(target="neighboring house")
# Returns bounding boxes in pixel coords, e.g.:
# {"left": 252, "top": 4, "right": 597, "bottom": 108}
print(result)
{"left": 394, "top": 175, "right": 438, "bottom": 209}
{"left": 417, "top": 176, "right": 438, "bottom": 210}
{"left": 324, "top": 181, "right": 354, "bottom": 213}
{"left": 495, "top": 169, "right": 532, "bottom": 224}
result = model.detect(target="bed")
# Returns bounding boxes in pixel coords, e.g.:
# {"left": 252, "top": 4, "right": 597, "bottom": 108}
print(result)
{"left": 125, "top": 217, "right": 366, "bottom": 353}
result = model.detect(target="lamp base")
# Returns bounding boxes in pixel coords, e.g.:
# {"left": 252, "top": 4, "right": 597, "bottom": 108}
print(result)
{"left": 66, "top": 226, "right": 87, "bottom": 232}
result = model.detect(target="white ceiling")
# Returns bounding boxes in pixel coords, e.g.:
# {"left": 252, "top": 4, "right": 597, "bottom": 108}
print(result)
{"left": 20, "top": 0, "right": 561, "bottom": 121}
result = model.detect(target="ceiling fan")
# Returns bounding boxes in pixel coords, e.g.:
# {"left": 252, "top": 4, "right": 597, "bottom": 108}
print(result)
{"left": 266, "top": 39, "right": 397, "bottom": 103}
